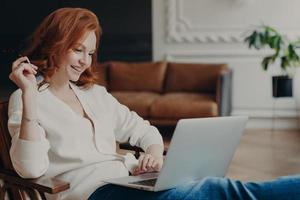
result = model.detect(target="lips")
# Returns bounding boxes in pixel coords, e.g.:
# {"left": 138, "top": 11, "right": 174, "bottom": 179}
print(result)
{"left": 71, "top": 65, "right": 82, "bottom": 73}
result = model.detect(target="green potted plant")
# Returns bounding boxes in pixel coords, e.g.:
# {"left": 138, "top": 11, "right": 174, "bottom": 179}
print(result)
{"left": 244, "top": 25, "right": 300, "bottom": 97}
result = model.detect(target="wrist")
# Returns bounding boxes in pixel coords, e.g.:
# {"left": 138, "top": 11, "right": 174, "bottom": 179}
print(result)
{"left": 21, "top": 88, "right": 38, "bottom": 120}
{"left": 146, "top": 144, "right": 164, "bottom": 158}
{"left": 22, "top": 83, "right": 38, "bottom": 93}
{"left": 23, "top": 116, "right": 38, "bottom": 122}
{"left": 22, "top": 88, "right": 38, "bottom": 97}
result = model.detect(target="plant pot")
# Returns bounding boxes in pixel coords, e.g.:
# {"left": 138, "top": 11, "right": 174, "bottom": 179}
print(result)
{"left": 272, "top": 75, "right": 293, "bottom": 97}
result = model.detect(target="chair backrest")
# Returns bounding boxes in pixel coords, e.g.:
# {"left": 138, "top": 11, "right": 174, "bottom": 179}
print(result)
{"left": 0, "top": 101, "right": 22, "bottom": 199}
{"left": 0, "top": 101, "right": 14, "bottom": 171}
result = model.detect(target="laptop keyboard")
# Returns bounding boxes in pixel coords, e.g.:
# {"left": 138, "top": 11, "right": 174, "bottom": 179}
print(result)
{"left": 130, "top": 178, "right": 157, "bottom": 186}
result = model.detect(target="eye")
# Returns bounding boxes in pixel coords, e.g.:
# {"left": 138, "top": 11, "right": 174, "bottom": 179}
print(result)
{"left": 89, "top": 53, "right": 94, "bottom": 57}
{"left": 74, "top": 48, "right": 82, "bottom": 53}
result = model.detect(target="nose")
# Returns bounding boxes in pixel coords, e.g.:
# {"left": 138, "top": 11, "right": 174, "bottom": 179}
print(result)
{"left": 79, "top": 53, "right": 89, "bottom": 66}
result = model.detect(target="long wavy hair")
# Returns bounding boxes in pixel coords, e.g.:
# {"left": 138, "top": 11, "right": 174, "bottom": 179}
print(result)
{"left": 22, "top": 7, "right": 102, "bottom": 89}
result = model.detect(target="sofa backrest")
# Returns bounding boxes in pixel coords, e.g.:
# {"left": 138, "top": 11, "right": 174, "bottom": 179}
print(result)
{"left": 107, "top": 61, "right": 167, "bottom": 92}
{"left": 164, "top": 62, "right": 229, "bottom": 93}
{"left": 93, "top": 61, "right": 229, "bottom": 94}
{"left": 93, "top": 62, "right": 108, "bottom": 87}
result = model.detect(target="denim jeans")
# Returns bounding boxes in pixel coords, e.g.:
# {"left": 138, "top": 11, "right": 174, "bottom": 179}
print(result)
{"left": 88, "top": 174, "right": 300, "bottom": 200}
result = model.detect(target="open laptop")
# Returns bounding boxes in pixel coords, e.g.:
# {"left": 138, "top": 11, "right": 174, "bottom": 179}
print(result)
{"left": 104, "top": 116, "right": 248, "bottom": 191}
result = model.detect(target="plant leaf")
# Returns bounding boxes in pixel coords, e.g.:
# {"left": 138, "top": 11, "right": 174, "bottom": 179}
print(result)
{"left": 254, "top": 34, "right": 262, "bottom": 49}
{"left": 261, "top": 56, "right": 272, "bottom": 70}
{"left": 245, "top": 24, "right": 300, "bottom": 72}
{"left": 281, "top": 56, "right": 289, "bottom": 70}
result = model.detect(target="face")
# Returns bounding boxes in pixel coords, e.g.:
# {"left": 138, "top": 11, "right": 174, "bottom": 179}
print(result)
{"left": 59, "top": 31, "right": 97, "bottom": 82}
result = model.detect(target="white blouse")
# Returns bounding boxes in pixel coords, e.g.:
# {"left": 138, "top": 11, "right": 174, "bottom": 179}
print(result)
{"left": 8, "top": 83, "right": 163, "bottom": 200}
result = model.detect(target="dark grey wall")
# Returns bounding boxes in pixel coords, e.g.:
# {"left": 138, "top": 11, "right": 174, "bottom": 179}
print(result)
{"left": 0, "top": 0, "right": 152, "bottom": 86}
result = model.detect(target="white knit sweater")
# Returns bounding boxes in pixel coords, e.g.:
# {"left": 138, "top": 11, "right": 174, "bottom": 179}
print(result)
{"left": 8, "top": 83, "right": 163, "bottom": 200}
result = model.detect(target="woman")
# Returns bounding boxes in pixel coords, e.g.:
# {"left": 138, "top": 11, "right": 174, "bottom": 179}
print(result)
{"left": 8, "top": 7, "right": 163, "bottom": 199}
{"left": 8, "top": 7, "right": 300, "bottom": 200}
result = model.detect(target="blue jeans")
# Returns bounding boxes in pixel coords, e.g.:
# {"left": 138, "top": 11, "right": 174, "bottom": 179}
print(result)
{"left": 88, "top": 175, "right": 300, "bottom": 200}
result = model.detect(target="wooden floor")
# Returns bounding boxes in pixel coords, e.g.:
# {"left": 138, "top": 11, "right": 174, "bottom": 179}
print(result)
{"left": 226, "top": 129, "right": 300, "bottom": 182}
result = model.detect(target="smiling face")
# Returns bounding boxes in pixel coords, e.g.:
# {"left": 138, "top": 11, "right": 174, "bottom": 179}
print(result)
{"left": 58, "top": 31, "right": 97, "bottom": 82}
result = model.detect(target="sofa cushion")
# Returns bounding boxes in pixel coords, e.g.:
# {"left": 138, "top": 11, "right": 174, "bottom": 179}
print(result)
{"left": 93, "top": 62, "right": 108, "bottom": 87}
{"left": 111, "top": 91, "right": 160, "bottom": 118}
{"left": 150, "top": 93, "right": 218, "bottom": 119}
{"left": 165, "top": 63, "right": 228, "bottom": 93}
{"left": 109, "top": 61, "right": 167, "bottom": 92}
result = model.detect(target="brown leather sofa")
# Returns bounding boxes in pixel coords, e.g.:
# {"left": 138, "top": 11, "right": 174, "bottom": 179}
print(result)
{"left": 94, "top": 61, "right": 232, "bottom": 127}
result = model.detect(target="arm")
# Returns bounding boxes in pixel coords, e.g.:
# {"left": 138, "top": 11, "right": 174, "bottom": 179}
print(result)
{"left": 8, "top": 57, "right": 50, "bottom": 178}
{"left": 9, "top": 56, "right": 41, "bottom": 141}
{"left": 104, "top": 91, "right": 163, "bottom": 152}
{"left": 0, "top": 169, "right": 69, "bottom": 194}
{"left": 102, "top": 89, "right": 164, "bottom": 174}
{"left": 20, "top": 89, "right": 41, "bottom": 140}
{"left": 8, "top": 91, "right": 50, "bottom": 178}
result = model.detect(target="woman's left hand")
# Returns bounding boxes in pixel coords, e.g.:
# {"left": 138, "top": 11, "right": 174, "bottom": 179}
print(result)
{"left": 132, "top": 153, "right": 163, "bottom": 175}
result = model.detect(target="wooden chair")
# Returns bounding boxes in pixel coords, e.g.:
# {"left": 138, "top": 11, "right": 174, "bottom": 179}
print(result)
{"left": 0, "top": 101, "right": 70, "bottom": 200}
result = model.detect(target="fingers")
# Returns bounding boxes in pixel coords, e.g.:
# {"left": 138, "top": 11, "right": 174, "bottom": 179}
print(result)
{"left": 24, "top": 64, "right": 37, "bottom": 75}
{"left": 138, "top": 154, "right": 144, "bottom": 172}
{"left": 9, "top": 63, "right": 37, "bottom": 84}
{"left": 12, "top": 57, "right": 38, "bottom": 74}
{"left": 137, "top": 154, "right": 163, "bottom": 173}
{"left": 9, "top": 56, "right": 39, "bottom": 91}
{"left": 139, "top": 154, "right": 151, "bottom": 171}
{"left": 16, "top": 63, "right": 37, "bottom": 75}
{"left": 151, "top": 160, "right": 159, "bottom": 170}
{"left": 12, "top": 56, "right": 29, "bottom": 70}
{"left": 132, "top": 154, "right": 164, "bottom": 176}
{"left": 132, "top": 167, "right": 142, "bottom": 176}
{"left": 12, "top": 56, "right": 38, "bottom": 70}
{"left": 141, "top": 154, "right": 148, "bottom": 171}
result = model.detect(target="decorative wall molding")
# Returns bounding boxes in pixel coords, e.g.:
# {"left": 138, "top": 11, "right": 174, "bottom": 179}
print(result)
{"left": 165, "top": 0, "right": 246, "bottom": 43}
{"left": 165, "top": 0, "right": 300, "bottom": 44}
{"left": 165, "top": 49, "right": 271, "bottom": 61}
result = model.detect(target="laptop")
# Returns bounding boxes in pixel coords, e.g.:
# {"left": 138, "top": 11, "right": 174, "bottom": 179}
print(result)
{"left": 104, "top": 116, "right": 248, "bottom": 191}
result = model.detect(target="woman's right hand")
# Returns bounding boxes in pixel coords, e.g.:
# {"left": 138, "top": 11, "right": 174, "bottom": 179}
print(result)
{"left": 9, "top": 56, "right": 38, "bottom": 91}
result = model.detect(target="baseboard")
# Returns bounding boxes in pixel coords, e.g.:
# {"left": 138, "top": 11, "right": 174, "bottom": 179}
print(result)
{"left": 232, "top": 109, "right": 300, "bottom": 130}
{"left": 246, "top": 117, "right": 300, "bottom": 130}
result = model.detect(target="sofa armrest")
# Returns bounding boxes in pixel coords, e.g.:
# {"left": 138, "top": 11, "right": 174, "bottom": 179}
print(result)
{"left": 216, "top": 69, "right": 232, "bottom": 116}
{"left": 0, "top": 169, "right": 70, "bottom": 194}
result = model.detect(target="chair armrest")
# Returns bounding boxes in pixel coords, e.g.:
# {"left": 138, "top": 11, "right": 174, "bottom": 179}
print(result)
{"left": 216, "top": 69, "right": 232, "bottom": 116}
{"left": 0, "top": 169, "right": 70, "bottom": 194}
{"left": 119, "top": 136, "right": 171, "bottom": 158}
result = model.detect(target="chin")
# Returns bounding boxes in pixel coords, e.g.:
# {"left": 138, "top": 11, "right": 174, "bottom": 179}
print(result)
{"left": 68, "top": 74, "right": 81, "bottom": 82}
{"left": 70, "top": 77, "right": 80, "bottom": 82}
{"left": 67, "top": 67, "right": 84, "bottom": 82}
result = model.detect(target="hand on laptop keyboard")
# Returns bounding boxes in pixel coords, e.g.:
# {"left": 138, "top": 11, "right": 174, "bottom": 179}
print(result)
{"left": 132, "top": 153, "right": 163, "bottom": 176}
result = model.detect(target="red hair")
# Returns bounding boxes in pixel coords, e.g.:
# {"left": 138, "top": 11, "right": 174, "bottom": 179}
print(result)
{"left": 23, "top": 7, "right": 102, "bottom": 89}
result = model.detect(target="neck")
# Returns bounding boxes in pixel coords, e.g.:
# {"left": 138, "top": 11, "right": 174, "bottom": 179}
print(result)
{"left": 49, "top": 69, "right": 71, "bottom": 93}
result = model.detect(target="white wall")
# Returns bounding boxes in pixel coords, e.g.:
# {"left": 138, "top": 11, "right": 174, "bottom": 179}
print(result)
{"left": 152, "top": 0, "right": 300, "bottom": 129}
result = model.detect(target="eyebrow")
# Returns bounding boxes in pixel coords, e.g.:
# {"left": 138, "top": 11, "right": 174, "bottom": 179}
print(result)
{"left": 75, "top": 43, "right": 96, "bottom": 52}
